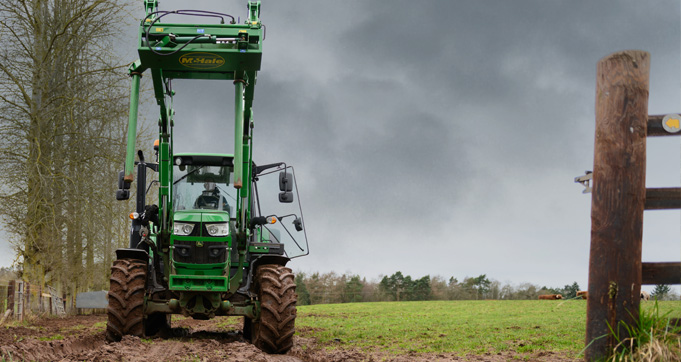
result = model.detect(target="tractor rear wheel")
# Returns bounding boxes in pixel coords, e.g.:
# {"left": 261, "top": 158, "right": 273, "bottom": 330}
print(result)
{"left": 250, "top": 264, "right": 297, "bottom": 354}
{"left": 106, "top": 258, "right": 146, "bottom": 342}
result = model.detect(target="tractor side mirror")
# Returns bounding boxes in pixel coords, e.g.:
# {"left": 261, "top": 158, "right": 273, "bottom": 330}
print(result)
{"left": 278, "top": 192, "right": 293, "bottom": 203}
{"left": 116, "top": 189, "right": 130, "bottom": 200}
{"left": 278, "top": 171, "right": 293, "bottom": 203}
{"left": 118, "top": 171, "right": 131, "bottom": 190}
{"left": 293, "top": 217, "right": 303, "bottom": 231}
{"left": 279, "top": 171, "right": 292, "bottom": 191}
{"left": 116, "top": 171, "right": 131, "bottom": 200}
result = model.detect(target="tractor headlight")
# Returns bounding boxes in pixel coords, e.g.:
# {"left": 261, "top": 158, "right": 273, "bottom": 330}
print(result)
{"left": 206, "top": 222, "right": 229, "bottom": 236}
{"left": 173, "top": 222, "right": 194, "bottom": 236}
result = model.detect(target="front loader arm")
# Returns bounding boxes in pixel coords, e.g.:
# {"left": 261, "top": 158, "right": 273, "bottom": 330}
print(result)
{"left": 123, "top": 62, "right": 143, "bottom": 184}
{"left": 122, "top": 0, "right": 160, "bottom": 183}
{"left": 119, "top": 1, "right": 264, "bottom": 271}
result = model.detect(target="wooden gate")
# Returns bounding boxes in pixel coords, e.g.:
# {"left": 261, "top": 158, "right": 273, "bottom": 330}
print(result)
{"left": 584, "top": 50, "right": 681, "bottom": 361}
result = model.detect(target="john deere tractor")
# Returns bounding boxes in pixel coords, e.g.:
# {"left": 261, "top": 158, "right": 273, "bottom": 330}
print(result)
{"left": 108, "top": 1, "right": 308, "bottom": 354}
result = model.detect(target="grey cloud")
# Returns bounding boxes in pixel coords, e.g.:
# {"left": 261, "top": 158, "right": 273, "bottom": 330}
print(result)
{"left": 161, "top": 0, "right": 679, "bottom": 288}
{"left": 4, "top": 0, "right": 675, "bottom": 290}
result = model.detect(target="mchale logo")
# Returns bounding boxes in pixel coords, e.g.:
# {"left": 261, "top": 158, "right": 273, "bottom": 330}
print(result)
{"left": 179, "top": 53, "right": 225, "bottom": 69}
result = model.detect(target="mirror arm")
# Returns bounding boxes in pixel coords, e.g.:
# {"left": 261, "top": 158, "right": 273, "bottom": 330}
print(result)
{"left": 254, "top": 162, "right": 286, "bottom": 175}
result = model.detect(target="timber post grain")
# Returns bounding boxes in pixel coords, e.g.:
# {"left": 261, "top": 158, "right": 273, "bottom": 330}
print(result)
{"left": 585, "top": 50, "right": 649, "bottom": 361}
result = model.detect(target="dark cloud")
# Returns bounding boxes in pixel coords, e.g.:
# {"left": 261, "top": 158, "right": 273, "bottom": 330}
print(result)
{"left": 5, "top": 0, "right": 678, "bottom": 290}
{"left": 144, "top": 0, "right": 681, "bottom": 288}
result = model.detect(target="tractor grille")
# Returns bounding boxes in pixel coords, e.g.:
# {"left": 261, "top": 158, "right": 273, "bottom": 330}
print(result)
{"left": 173, "top": 240, "right": 229, "bottom": 264}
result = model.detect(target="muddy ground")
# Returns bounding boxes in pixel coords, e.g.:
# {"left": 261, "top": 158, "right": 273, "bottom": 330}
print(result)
{"left": 0, "top": 314, "right": 580, "bottom": 361}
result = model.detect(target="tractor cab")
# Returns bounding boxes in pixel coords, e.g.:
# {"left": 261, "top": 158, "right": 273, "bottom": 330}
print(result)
{"left": 168, "top": 153, "right": 309, "bottom": 301}
{"left": 173, "top": 155, "right": 236, "bottom": 215}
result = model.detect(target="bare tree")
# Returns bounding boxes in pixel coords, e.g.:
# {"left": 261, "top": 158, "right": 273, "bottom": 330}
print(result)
{"left": 0, "top": 0, "right": 134, "bottom": 296}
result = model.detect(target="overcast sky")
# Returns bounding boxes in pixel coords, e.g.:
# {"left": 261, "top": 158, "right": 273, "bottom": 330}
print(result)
{"left": 2, "top": 0, "right": 681, "bottom": 292}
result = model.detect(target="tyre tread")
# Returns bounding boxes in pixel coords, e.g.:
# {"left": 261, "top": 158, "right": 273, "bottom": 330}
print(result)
{"left": 251, "top": 264, "right": 297, "bottom": 354}
{"left": 106, "top": 259, "right": 146, "bottom": 342}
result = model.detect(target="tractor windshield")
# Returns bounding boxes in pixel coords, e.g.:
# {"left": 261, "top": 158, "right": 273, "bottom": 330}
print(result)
{"left": 173, "top": 164, "right": 237, "bottom": 215}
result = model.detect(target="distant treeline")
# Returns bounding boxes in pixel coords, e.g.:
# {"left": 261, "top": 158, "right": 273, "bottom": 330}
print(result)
{"left": 294, "top": 271, "right": 585, "bottom": 305}
{"left": 295, "top": 271, "right": 681, "bottom": 305}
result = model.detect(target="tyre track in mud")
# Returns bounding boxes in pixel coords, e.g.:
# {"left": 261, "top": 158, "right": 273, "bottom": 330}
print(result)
{"left": 0, "top": 314, "right": 580, "bottom": 361}
{"left": 0, "top": 314, "right": 303, "bottom": 362}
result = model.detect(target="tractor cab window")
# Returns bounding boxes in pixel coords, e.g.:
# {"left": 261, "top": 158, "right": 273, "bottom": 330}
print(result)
{"left": 173, "top": 164, "right": 237, "bottom": 214}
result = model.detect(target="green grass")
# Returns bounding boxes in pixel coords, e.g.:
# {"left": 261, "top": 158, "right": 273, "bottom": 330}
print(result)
{"left": 38, "top": 334, "right": 63, "bottom": 341}
{"left": 1, "top": 351, "right": 15, "bottom": 362}
{"left": 214, "top": 316, "right": 241, "bottom": 331}
{"left": 607, "top": 301, "right": 681, "bottom": 361}
{"left": 296, "top": 300, "right": 681, "bottom": 357}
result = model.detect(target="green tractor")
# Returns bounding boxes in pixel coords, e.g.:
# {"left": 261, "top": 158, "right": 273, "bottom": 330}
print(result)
{"left": 108, "top": 1, "right": 308, "bottom": 354}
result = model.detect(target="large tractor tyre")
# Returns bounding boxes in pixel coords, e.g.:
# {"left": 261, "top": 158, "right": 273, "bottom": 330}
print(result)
{"left": 250, "top": 264, "right": 297, "bottom": 354}
{"left": 106, "top": 259, "right": 146, "bottom": 342}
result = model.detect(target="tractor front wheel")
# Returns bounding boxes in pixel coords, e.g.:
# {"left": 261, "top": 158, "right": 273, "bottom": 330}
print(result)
{"left": 250, "top": 264, "right": 297, "bottom": 353}
{"left": 106, "top": 259, "right": 146, "bottom": 342}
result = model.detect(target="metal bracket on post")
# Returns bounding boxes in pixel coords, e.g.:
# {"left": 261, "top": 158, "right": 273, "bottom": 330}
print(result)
{"left": 574, "top": 171, "right": 593, "bottom": 194}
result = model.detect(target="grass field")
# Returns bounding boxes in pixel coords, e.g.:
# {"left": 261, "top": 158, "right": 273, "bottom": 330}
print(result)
{"left": 295, "top": 300, "right": 681, "bottom": 358}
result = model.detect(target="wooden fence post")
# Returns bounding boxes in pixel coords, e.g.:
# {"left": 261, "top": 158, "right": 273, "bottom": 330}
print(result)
{"left": 17, "top": 281, "right": 24, "bottom": 322}
{"left": 25, "top": 282, "right": 30, "bottom": 315}
{"left": 585, "top": 50, "right": 650, "bottom": 361}
{"left": 7, "top": 280, "right": 14, "bottom": 316}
